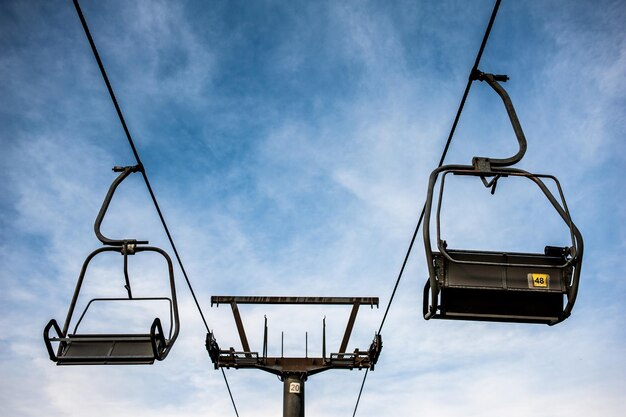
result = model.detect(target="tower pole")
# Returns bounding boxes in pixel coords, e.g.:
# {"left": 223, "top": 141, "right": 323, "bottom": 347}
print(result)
{"left": 283, "top": 374, "right": 305, "bottom": 417}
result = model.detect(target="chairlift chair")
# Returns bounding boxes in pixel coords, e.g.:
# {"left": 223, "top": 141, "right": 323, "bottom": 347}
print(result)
{"left": 422, "top": 72, "right": 584, "bottom": 325}
{"left": 44, "top": 166, "right": 180, "bottom": 364}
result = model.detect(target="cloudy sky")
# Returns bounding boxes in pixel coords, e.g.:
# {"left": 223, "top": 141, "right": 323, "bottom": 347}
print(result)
{"left": 1, "top": 0, "right": 625, "bottom": 416}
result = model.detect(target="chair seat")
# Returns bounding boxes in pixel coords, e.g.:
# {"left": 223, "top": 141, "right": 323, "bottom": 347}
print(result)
{"left": 432, "top": 249, "right": 570, "bottom": 324}
{"left": 437, "top": 250, "right": 568, "bottom": 291}
{"left": 54, "top": 334, "right": 157, "bottom": 365}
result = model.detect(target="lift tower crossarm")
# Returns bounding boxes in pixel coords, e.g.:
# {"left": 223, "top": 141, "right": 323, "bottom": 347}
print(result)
{"left": 211, "top": 296, "right": 379, "bottom": 306}
{"left": 207, "top": 295, "right": 382, "bottom": 417}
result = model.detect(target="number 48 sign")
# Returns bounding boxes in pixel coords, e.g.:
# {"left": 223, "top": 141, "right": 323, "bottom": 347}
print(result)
{"left": 528, "top": 273, "right": 550, "bottom": 289}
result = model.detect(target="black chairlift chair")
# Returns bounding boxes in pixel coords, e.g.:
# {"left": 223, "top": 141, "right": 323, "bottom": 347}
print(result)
{"left": 423, "top": 72, "right": 584, "bottom": 325}
{"left": 44, "top": 165, "right": 180, "bottom": 364}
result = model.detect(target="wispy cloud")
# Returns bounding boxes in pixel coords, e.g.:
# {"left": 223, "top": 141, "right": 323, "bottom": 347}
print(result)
{"left": 1, "top": 1, "right": 624, "bottom": 416}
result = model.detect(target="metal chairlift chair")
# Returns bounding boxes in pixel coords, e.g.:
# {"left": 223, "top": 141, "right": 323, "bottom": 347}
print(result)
{"left": 44, "top": 165, "right": 180, "bottom": 364}
{"left": 422, "top": 72, "right": 584, "bottom": 325}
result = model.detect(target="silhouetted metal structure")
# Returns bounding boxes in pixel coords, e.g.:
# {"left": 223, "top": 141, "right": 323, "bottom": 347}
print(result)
{"left": 422, "top": 72, "right": 583, "bottom": 325}
{"left": 206, "top": 296, "right": 382, "bottom": 417}
{"left": 44, "top": 166, "right": 180, "bottom": 365}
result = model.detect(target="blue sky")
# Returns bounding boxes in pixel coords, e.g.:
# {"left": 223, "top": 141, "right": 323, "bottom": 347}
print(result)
{"left": 1, "top": 0, "right": 625, "bottom": 416}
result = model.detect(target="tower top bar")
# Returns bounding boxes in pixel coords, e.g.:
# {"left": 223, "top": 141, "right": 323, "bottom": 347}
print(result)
{"left": 211, "top": 296, "right": 379, "bottom": 307}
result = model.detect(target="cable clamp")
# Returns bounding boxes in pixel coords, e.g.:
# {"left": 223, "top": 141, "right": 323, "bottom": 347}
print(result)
{"left": 122, "top": 242, "right": 137, "bottom": 255}
{"left": 470, "top": 68, "right": 484, "bottom": 81}
{"left": 471, "top": 68, "right": 510, "bottom": 83}
{"left": 113, "top": 164, "right": 142, "bottom": 173}
{"left": 472, "top": 157, "right": 492, "bottom": 172}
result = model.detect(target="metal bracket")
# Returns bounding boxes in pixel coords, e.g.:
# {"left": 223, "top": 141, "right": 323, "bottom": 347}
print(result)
{"left": 208, "top": 296, "right": 381, "bottom": 377}
{"left": 472, "top": 157, "right": 492, "bottom": 172}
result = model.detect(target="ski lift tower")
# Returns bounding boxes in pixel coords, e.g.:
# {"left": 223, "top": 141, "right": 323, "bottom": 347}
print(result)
{"left": 206, "top": 296, "right": 382, "bottom": 417}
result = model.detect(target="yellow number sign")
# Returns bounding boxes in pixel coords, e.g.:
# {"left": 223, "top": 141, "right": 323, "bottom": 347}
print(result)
{"left": 529, "top": 273, "right": 549, "bottom": 288}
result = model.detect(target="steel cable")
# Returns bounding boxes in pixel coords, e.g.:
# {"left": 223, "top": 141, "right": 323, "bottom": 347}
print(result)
{"left": 351, "top": 0, "right": 502, "bottom": 415}
{"left": 71, "top": 1, "right": 240, "bottom": 415}
{"left": 222, "top": 368, "right": 241, "bottom": 417}
{"left": 71, "top": 0, "right": 210, "bottom": 334}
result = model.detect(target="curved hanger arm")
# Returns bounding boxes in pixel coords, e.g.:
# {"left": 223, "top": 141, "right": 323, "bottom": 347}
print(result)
{"left": 472, "top": 72, "right": 528, "bottom": 169}
{"left": 94, "top": 165, "right": 148, "bottom": 246}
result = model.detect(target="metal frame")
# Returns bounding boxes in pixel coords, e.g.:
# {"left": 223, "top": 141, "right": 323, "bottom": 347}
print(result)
{"left": 43, "top": 166, "right": 180, "bottom": 364}
{"left": 422, "top": 72, "right": 584, "bottom": 325}
{"left": 207, "top": 296, "right": 381, "bottom": 377}
{"left": 207, "top": 296, "right": 382, "bottom": 417}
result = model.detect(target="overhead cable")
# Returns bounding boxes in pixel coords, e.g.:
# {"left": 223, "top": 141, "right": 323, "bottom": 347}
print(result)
{"left": 71, "top": 0, "right": 210, "bottom": 334}
{"left": 71, "top": 1, "right": 240, "bottom": 415}
{"left": 222, "top": 368, "right": 241, "bottom": 417}
{"left": 351, "top": 0, "right": 502, "bottom": 415}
